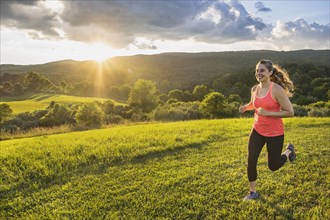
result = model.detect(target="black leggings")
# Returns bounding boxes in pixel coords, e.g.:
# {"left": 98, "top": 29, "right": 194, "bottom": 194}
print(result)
{"left": 247, "top": 129, "right": 287, "bottom": 182}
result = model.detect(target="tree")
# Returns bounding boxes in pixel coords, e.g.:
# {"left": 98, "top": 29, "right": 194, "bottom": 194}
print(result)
{"left": 159, "top": 80, "right": 172, "bottom": 93}
{"left": 168, "top": 89, "right": 184, "bottom": 101}
{"left": 23, "top": 71, "right": 54, "bottom": 93}
{"left": 12, "top": 83, "right": 24, "bottom": 95}
{"left": 2, "top": 82, "right": 13, "bottom": 95}
{"left": 200, "top": 92, "right": 228, "bottom": 118}
{"left": 193, "top": 84, "right": 212, "bottom": 101}
{"left": 99, "top": 100, "right": 115, "bottom": 115}
{"left": 228, "top": 94, "right": 242, "bottom": 104}
{"left": 128, "top": 79, "right": 159, "bottom": 113}
{"left": 158, "top": 94, "right": 169, "bottom": 102}
{"left": 76, "top": 102, "right": 104, "bottom": 127}
{"left": 0, "top": 104, "right": 13, "bottom": 124}
{"left": 119, "top": 84, "right": 131, "bottom": 101}
{"left": 39, "top": 104, "right": 75, "bottom": 127}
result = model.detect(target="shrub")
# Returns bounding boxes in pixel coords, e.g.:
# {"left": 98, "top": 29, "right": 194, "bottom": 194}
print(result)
{"left": 308, "top": 108, "right": 330, "bottom": 117}
{"left": 166, "top": 98, "right": 179, "bottom": 105}
{"left": 0, "top": 103, "right": 13, "bottom": 124}
{"left": 39, "top": 104, "right": 75, "bottom": 127}
{"left": 307, "top": 101, "right": 330, "bottom": 109}
{"left": 76, "top": 102, "right": 104, "bottom": 127}
{"left": 5, "top": 110, "right": 48, "bottom": 130}
{"left": 154, "top": 102, "right": 202, "bottom": 121}
{"left": 104, "top": 114, "right": 124, "bottom": 124}
{"left": 293, "top": 104, "right": 308, "bottom": 117}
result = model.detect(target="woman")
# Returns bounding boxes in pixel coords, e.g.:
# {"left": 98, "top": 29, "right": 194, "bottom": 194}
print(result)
{"left": 239, "top": 59, "right": 296, "bottom": 200}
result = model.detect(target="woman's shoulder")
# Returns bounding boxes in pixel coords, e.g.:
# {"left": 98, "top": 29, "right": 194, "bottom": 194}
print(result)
{"left": 251, "top": 85, "right": 258, "bottom": 92}
{"left": 272, "top": 82, "right": 285, "bottom": 92}
{"left": 271, "top": 82, "right": 286, "bottom": 98}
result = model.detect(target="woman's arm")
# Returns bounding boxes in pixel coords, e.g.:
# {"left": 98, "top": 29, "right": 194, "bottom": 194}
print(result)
{"left": 239, "top": 86, "right": 257, "bottom": 113}
{"left": 257, "top": 84, "right": 294, "bottom": 118}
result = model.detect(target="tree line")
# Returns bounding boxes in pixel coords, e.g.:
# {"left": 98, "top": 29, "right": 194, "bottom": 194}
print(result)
{"left": 0, "top": 60, "right": 329, "bottom": 132}
{"left": 1, "top": 76, "right": 329, "bottom": 133}
{"left": 1, "top": 61, "right": 329, "bottom": 105}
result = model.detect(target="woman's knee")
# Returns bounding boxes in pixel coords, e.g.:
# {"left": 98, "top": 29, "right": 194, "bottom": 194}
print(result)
{"left": 268, "top": 163, "right": 280, "bottom": 171}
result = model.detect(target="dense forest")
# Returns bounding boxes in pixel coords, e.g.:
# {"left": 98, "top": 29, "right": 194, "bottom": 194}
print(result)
{"left": 0, "top": 50, "right": 329, "bottom": 132}
{"left": 1, "top": 50, "right": 329, "bottom": 104}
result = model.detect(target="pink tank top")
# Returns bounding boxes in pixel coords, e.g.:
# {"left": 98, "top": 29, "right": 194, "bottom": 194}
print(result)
{"left": 252, "top": 82, "right": 284, "bottom": 137}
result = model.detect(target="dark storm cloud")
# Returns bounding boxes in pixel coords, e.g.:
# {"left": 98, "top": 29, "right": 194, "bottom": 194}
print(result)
{"left": 59, "top": 0, "right": 268, "bottom": 46}
{"left": 5, "top": 0, "right": 327, "bottom": 50}
{"left": 0, "top": 0, "right": 62, "bottom": 38}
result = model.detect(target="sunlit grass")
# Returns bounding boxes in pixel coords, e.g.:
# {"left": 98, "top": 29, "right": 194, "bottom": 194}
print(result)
{"left": 0, "top": 118, "right": 329, "bottom": 219}
{"left": 0, "top": 93, "right": 125, "bottom": 113}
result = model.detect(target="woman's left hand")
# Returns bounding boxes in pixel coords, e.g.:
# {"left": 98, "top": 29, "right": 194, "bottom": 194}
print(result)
{"left": 257, "top": 107, "right": 268, "bottom": 116}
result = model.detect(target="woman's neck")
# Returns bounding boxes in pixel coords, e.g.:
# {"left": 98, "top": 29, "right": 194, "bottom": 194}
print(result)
{"left": 259, "top": 80, "right": 271, "bottom": 89}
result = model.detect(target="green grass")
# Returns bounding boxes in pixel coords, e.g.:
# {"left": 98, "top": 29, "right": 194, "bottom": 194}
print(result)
{"left": 0, "top": 118, "right": 329, "bottom": 219}
{"left": 0, "top": 93, "right": 125, "bottom": 113}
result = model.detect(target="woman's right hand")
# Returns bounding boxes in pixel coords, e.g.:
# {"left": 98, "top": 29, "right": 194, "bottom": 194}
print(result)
{"left": 239, "top": 105, "right": 246, "bottom": 113}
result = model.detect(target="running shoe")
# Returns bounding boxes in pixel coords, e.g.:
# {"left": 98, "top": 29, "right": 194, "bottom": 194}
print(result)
{"left": 243, "top": 191, "right": 259, "bottom": 200}
{"left": 286, "top": 143, "right": 296, "bottom": 162}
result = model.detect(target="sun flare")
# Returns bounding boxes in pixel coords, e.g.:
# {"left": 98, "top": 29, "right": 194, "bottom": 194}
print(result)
{"left": 88, "top": 43, "right": 115, "bottom": 62}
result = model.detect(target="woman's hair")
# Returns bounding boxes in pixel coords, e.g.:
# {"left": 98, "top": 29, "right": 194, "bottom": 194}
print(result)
{"left": 257, "top": 59, "right": 294, "bottom": 97}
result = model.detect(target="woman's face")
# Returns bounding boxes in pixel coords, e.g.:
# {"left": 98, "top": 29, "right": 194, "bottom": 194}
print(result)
{"left": 255, "top": 63, "right": 272, "bottom": 82}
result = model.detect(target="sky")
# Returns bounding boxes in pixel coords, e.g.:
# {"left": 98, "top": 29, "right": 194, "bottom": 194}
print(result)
{"left": 0, "top": 0, "right": 329, "bottom": 65}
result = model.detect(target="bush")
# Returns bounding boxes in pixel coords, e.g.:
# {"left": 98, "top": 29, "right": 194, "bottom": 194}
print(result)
{"left": 293, "top": 104, "right": 308, "bottom": 117}
{"left": 5, "top": 110, "right": 48, "bottom": 130}
{"left": 76, "top": 102, "right": 104, "bottom": 127}
{"left": 307, "top": 101, "right": 330, "bottom": 109}
{"left": 308, "top": 108, "right": 330, "bottom": 117}
{"left": 104, "top": 114, "right": 124, "bottom": 124}
{"left": 153, "top": 102, "right": 203, "bottom": 121}
{"left": 166, "top": 98, "right": 179, "bottom": 105}
{"left": 39, "top": 104, "right": 75, "bottom": 127}
{"left": 131, "top": 111, "right": 149, "bottom": 122}
{"left": 200, "top": 92, "right": 228, "bottom": 118}
{"left": 0, "top": 103, "right": 13, "bottom": 124}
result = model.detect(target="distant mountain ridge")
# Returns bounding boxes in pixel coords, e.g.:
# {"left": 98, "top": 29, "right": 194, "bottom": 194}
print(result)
{"left": 1, "top": 50, "right": 329, "bottom": 89}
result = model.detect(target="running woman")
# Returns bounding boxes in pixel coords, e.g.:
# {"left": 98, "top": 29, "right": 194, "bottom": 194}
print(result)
{"left": 239, "top": 59, "right": 296, "bottom": 200}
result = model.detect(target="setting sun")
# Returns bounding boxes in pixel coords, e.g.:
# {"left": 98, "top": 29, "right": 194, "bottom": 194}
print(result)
{"left": 86, "top": 42, "right": 115, "bottom": 62}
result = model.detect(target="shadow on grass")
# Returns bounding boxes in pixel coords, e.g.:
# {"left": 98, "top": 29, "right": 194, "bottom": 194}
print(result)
{"left": 130, "top": 141, "right": 206, "bottom": 164}
{"left": 0, "top": 93, "right": 39, "bottom": 102}
{"left": 258, "top": 195, "right": 294, "bottom": 219}
{"left": 34, "top": 94, "right": 54, "bottom": 101}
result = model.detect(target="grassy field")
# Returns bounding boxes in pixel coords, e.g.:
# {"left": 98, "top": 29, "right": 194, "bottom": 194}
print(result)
{"left": 0, "top": 93, "right": 125, "bottom": 113}
{"left": 0, "top": 118, "right": 329, "bottom": 219}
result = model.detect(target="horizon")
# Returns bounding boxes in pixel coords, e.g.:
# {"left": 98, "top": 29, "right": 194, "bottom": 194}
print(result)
{"left": 1, "top": 0, "right": 329, "bottom": 65}
{"left": 1, "top": 48, "right": 329, "bottom": 66}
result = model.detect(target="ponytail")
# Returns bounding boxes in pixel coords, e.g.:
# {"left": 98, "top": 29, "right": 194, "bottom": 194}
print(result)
{"left": 270, "top": 64, "right": 294, "bottom": 97}
{"left": 257, "top": 59, "right": 294, "bottom": 97}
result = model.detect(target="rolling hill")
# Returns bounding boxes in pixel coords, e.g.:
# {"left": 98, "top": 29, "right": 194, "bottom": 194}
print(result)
{"left": 1, "top": 50, "right": 329, "bottom": 89}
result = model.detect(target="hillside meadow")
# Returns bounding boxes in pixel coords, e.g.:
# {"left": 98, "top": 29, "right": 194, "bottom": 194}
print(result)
{"left": 0, "top": 117, "right": 329, "bottom": 219}
{"left": 0, "top": 93, "right": 124, "bottom": 114}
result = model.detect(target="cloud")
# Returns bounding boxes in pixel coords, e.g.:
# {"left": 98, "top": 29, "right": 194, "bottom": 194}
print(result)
{"left": 0, "top": 1, "right": 63, "bottom": 39}
{"left": 255, "top": 1, "right": 272, "bottom": 13}
{"left": 1, "top": 0, "right": 328, "bottom": 51}
{"left": 0, "top": 0, "right": 267, "bottom": 48}
{"left": 131, "top": 38, "right": 158, "bottom": 50}
{"left": 269, "top": 19, "right": 330, "bottom": 50}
